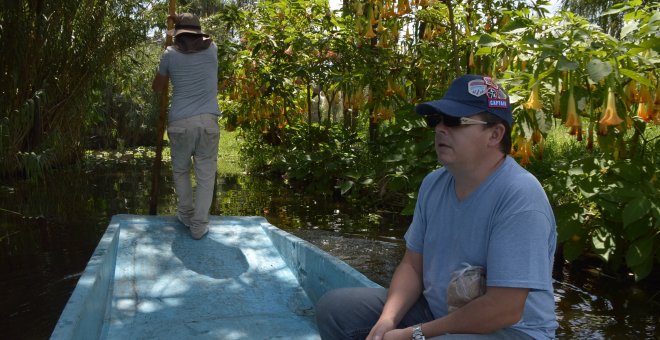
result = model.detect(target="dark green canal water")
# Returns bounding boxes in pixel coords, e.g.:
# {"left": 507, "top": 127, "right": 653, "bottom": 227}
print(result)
{"left": 0, "top": 149, "right": 657, "bottom": 339}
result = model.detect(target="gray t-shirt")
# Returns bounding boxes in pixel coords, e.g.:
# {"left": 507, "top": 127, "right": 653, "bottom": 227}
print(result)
{"left": 405, "top": 156, "right": 558, "bottom": 339}
{"left": 157, "top": 43, "right": 220, "bottom": 122}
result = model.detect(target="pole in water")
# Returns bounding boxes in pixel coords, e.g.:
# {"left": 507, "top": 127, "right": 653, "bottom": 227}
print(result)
{"left": 149, "top": 0, "right": 176, "bottom": 215}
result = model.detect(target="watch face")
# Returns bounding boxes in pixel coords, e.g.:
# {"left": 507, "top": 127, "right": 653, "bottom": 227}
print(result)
{"left": 412, "top": 325, "right": 425, "bottom": 340}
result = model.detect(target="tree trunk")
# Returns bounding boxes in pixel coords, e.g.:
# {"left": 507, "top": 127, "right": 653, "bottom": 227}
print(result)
{"left": 444, "top": 0, "right": 461, "bottom": 76}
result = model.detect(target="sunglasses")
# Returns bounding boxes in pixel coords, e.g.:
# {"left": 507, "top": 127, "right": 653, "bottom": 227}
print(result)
{"left": 424, "top": 113, "right": 491, "bottom": 128}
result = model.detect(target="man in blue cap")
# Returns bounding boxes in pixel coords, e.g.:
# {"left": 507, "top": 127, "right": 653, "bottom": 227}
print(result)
{"left": 316, "top": 75, "right": 558, "bottom": 339}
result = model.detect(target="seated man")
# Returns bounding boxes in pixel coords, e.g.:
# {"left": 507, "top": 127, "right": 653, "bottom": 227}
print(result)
{"left": 316, "top": 75, "right": 558, "bottom": 340}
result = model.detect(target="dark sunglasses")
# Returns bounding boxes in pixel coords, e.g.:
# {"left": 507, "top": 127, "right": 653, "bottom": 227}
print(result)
{"left": 424, "top": 113, "right": 492, "bottom": 128}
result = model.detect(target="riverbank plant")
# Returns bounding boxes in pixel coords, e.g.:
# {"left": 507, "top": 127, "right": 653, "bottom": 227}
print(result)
{"left": 224, "top": 0, "right": 659, "bottom": 281}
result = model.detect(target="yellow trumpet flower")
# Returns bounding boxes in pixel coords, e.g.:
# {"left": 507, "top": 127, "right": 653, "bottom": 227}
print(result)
{"left": 356, "top": 3, "right": 364, "bottom": 16}
{"left": 524, "top": 84, "right": 543, "bottom": 110}
{"left": 531, "top": 129, "right": 543, "bottom": 145}
{"left": 637, "top": 102, "right": 650, "bottom": 122}
{"left": 564, "top": 89, "right": 580, "bottom": 128}
{"left": 553, "top": 91, "right": 561, "bottom": 118}
{"left": 376, "top": 19, "right": 386, "bottom": 32}
{"left": 638, "top": 85, "right": 651, "bottom": 103}
{"left": 598, "top": 88, "right": 623, "bottom": 135}
{"left": 365, "top": 22, "right": 376, "bottom": 39}
{"left": 515, "top": 138, "right": 533, "bottom": 167}
{"left": 284, "top": 45, "right": 293, "bottom": 56}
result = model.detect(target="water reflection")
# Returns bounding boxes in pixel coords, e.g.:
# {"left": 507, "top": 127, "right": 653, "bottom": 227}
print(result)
{"left": 0, "top": 152, "right": 657, "bottom": 339}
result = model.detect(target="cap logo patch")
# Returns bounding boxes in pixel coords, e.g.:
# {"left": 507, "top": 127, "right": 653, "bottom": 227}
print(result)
{"left": 486, "top": 85, "right": 508, "bottom": 108}
{"left": 467, "top": 80, "right": 488, "bottom": 97}
{"left": 467, "top": 77, "right": 509, "bottom": 109}
{"left": 488, "top": 99, "right": 508, "bottom": 108}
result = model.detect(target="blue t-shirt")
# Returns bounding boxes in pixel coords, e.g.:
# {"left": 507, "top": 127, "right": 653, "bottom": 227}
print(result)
{"left": 157, "top": 43, "right": 220, "bottom": 122}
{"left": 405, "top": 156, "right": 558, "bottom": 339}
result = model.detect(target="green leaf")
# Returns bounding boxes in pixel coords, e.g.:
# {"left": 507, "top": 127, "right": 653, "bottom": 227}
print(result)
{"left": 555, "top": 201, "right": 585, "bottom": 234}
{"left": 619, "top": 68, "right": 655, "bottom": 87}
{"left": 612, "top": 163, "right": 643, "bottom": 183}
{"left": 622, "top": 196, "right": 652, "bottom": 227}
{"left": 600, "top": 184, "right": 644, "bottom": 203}
{"left": 624, "top": 218, "right": 652, "bottom": 240}
{"left": 477, "top": 33, "right": 500, "bottom": 47}
{"left": 601, "top": 3, "right": 632, "bottom": 16}
{"left": 620, "top": 21, "right": 638, "bottom": 39}
{"left": 344, "top": 171, "right": 360, "bottom": 180}
{"left": 557, "top": 56, "right": 579, "bottom": 71}
{"left": 587, "top": 58, "right": 613, "bottom": 83}
{"left": 475, "top": 46, "right": 495, "bottom": 56}
{"left": 576, "top": 178, "right": 599, "bottom": 198}
{"left": 638, "top": 37, "right": 660, "bottom": 51}
{"left": 383, "top": 154, "right": 404, "bottom": 162}
{"left": 568, "top": 167, "right": 584, "bottom": 176}
{"left": 591, "top": 234, "right": 613, "bottom": 262}
{"left": 360, "top": 178, "right": 374, "bottom": 185}
{"left": 555, "top": 206, "right": 583, "bottom": 242}
{"left": 625, "top": 236, "right": 653, "bottom": 267}
{"left": 339, "top": 180, "right": 354, "bottom": 195}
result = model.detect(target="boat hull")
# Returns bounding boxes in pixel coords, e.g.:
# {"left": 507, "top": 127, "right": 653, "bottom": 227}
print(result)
{"left": 50, "top": 215, "right": 381, "bottom": 339}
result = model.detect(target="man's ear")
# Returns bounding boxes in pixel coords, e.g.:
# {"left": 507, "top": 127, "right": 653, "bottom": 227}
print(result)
{"left": 488, "top": 124, "right": 505, "bottom": 146}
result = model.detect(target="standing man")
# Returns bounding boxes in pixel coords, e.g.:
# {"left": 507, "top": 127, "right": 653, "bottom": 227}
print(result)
{"left": 152, "top": 13, "right": 220, "bottom": 240}
{"left": 316, "top": 75, "right": 558, "bottom": 339}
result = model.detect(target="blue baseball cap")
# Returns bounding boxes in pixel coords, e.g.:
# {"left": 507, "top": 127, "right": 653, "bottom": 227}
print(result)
{"left": 415, "top": 75, "right": 512, "bottom": 128}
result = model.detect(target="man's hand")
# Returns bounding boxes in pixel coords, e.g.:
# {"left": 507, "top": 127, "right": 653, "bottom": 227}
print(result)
{"left": 167, "top": 13, "right": 179, "bottom": 24}
{"left": 383, "top": 328, "right": 413, "bottom": 340}
{"left": 368, "top": 323, "right": 413, "bottom": 340}
{"left": 366, "top": 318, "right": 396, "bottom": 340}
{"left": 152, "top": 73, "right": 169, "bottom": 93}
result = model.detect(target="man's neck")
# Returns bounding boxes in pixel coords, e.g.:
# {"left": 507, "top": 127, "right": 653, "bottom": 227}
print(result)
{"left": 451, "top": 153, "right": 506, "bottom": 201}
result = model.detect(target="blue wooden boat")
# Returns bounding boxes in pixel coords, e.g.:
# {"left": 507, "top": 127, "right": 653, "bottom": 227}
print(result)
{"left": 50, "top": 214, "right": 381, "bottom": 339}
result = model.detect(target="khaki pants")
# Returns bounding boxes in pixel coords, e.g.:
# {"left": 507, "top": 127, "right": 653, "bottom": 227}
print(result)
{"left": 167, "top": 114, "right": 220, "bottom": 230}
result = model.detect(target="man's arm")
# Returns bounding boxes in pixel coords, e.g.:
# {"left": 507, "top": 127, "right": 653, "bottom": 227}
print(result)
{"left": 367, "top": 250, "right": 424, "bottom": 340}
{"left": 414, "top": 286, "right": 528, "bottom": 338}
{"left": 152, "top": 72, "right": 169, "bottom": 93}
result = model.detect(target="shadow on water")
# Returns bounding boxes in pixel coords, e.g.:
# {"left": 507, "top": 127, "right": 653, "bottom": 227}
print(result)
{"left": 0, "top": 150, "right": 658, "bottom": 339}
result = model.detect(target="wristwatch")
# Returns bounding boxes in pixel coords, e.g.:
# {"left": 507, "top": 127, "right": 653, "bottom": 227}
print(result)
{"left": 412, "top": 324, "right": 425, "bottom": 340}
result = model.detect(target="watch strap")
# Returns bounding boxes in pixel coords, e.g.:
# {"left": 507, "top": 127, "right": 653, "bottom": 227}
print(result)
{"left": 412, "top": 323, "right": 425, "bottom": 340}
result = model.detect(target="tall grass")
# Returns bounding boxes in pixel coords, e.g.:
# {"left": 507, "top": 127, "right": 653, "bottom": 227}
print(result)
{"left": 217, "top": 128, "right": 245, "bottom": 175}
{"left": 526, "top": 125, "right": 589, "bottom": 183}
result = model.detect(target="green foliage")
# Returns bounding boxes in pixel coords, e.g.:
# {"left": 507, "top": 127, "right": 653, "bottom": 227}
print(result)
{"left": 87, "top": 43, "right": 163, "bottom": 150}
{"left": 240, "top": 121, "right": 373, "bottom": 195}
{"left": 225, "top": 0, "right": 659, "bottom": 280}
{"left": 535, "top": 125, "right": 659, "bottom": 281}
{"left": 0, "top": 0, "right": 153, "bottom": 176}
{"left": 374, "top": 106, "right": 438, "bottom": 215}
{"left": 547, "top": 153, "right": 659, "bottom": 280}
